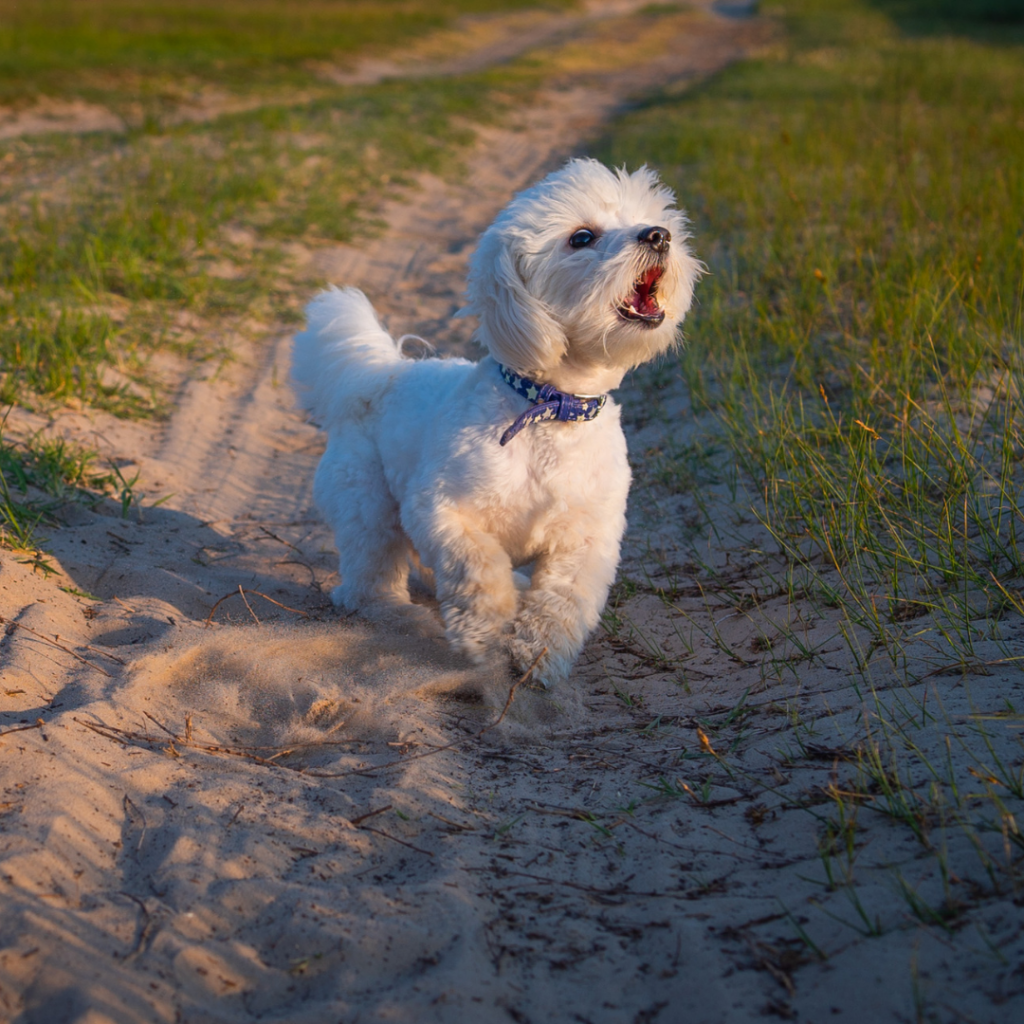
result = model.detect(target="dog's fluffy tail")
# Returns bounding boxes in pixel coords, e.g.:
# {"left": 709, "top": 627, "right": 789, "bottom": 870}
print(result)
{"left": 292, "top": 286, "right": 404, "bottom": 427}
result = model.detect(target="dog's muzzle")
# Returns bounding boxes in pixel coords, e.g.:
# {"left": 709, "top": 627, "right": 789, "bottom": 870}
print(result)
{"left": 617, "top": 226, "right": 671, "bottom": 326}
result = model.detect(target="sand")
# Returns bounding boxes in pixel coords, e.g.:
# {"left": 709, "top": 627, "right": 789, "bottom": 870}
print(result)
{"left": 2, "top": 3, "right": 1022, "bottom": 1022}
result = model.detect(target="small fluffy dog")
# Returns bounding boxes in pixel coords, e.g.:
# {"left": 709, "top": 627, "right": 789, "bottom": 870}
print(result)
{"left": 293, "top": 158, "right": 700, "bottom": 686}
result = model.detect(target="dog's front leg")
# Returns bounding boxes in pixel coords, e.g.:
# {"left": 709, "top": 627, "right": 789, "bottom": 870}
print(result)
{"left": 509, "top": 529, "right": 621, "bottom": 687}
{"left": 422, "top": 511, "right": 518, "bottom": 664}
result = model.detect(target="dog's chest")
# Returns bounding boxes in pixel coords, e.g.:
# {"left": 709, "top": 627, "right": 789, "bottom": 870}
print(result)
{"left": 478, "top": 417, "right": 629, "bottom": 548}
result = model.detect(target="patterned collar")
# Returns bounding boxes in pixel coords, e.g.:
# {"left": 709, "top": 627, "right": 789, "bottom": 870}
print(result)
{"left": 498, "top": 364, "right": 608, "bottom": 446}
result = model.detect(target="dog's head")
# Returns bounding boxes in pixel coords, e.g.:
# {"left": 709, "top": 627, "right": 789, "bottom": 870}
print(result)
{"left": 462, "top": 158, "right": 701, "bottom": 391}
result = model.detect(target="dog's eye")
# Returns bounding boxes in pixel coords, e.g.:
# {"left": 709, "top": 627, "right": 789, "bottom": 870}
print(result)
{"left": 568, "top": 229, "right": 596, "bottom": 249}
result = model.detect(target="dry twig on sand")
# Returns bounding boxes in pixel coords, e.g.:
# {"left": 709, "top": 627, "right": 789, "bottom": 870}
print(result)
{"left": 204, "top": 587, "right": 310, "bottom": 626}
{"left": 75, "top": 712, "right": 303, "bottom": 769}
{"left": 1, "top": 616, "right": 112, "bottom": 677}
{"left": 357, "top": 825, "right": 435, "bottom": 857}
{"left": 0, "top": 719, "right": 46, "bottom": 743}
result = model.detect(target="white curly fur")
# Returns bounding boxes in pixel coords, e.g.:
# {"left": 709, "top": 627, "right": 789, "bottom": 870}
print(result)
{"left": 292, "top": 158, "right": 700, "bottom": 686}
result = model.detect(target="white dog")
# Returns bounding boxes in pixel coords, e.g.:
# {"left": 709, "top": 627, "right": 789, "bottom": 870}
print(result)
{"left": 292, "top": 158, "right": 700, "bottom": 687}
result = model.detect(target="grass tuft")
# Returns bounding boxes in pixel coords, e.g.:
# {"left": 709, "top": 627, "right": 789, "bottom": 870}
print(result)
{"left": 0, "top": 411, "right": 130, "bottom": 550}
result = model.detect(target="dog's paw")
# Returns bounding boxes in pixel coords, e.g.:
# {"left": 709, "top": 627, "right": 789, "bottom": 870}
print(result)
{"left": 508, "top": 592, "right": 586, "bottom": 687}
{"left": 507, "top": 635, "right": 574, "bottom": 688}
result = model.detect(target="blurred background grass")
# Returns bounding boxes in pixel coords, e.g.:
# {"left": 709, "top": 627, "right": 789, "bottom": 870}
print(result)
{"left": 0, "top": 0, "right": 570, "bottom": 103}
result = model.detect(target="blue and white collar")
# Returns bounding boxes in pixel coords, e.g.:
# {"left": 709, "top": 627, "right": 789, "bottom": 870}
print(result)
{"left": 498, "top": 364, "right": 608, "bottom": 446}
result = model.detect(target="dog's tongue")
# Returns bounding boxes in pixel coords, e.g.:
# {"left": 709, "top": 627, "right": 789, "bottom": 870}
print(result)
{"left": 630, "top": 267, "right": 662, "bottom": 316}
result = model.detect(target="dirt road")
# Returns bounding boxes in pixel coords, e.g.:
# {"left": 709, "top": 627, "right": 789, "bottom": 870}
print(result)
{"left": 3, "top": 3, "right": 1020, "bottom": 1023}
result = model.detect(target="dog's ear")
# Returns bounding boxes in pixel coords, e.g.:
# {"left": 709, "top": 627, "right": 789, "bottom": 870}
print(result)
{"left": 461, "top": 229, "right": 567, "bottom": 373}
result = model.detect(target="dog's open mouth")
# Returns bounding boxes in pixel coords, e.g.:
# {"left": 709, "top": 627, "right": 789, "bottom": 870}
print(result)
{"left": 617, "top": 266, "right": 665, "bottom": 325}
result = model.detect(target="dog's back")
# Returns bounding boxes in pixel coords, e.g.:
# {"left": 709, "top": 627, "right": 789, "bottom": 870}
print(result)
{"left": 292, "top": 286, "right": 405, "bottom": 428}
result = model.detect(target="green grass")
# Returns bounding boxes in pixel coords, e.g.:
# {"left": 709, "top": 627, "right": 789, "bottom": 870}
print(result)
{"left": 596, "top": 0, "right": 1024, "bottom": 959}
{"left": 601, "top": 0, "right": 1024, "bottom": 670}
{"left": 0, "top": 2, "right": 554, "bottom": 415}
{"left": 873, "top": 0, "right": 1024, "bottom": 30}
{"left": 1, "top": 430, "right": 112, "bottom": 500}
{"left": 0, "top": 463, "right": 43, "bottom": 552}
{"left": 0, "top": 76, "right": 514, "bottom": 411}
{"left": 0, "top": 412, "right": 123, "bottom": 552}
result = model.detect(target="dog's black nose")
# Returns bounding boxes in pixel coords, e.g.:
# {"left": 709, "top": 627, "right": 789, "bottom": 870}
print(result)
{"left": 639, "top": 226, "right": 671, "bottom": 254}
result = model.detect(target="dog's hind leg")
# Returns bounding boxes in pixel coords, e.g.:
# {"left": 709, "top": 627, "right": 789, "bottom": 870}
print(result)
{"left": 315, "top": 434, "right": 432, "bottom": 628}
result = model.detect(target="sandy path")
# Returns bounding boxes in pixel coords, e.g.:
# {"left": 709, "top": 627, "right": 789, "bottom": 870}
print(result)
{"left": 3, "top": 3, "right": 1022, "bottom": 1023}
